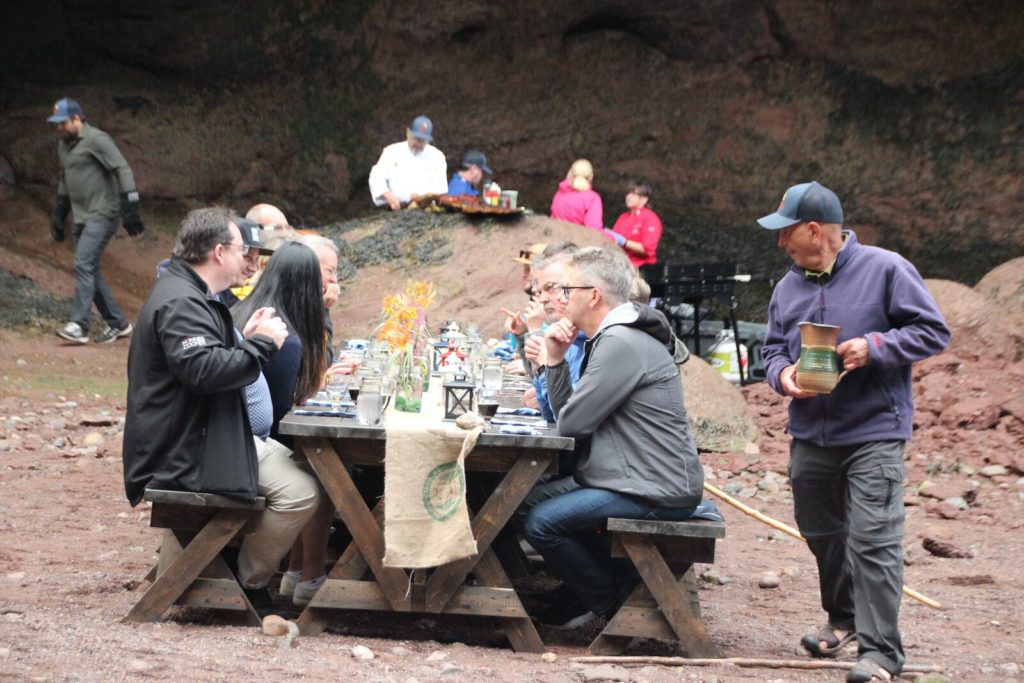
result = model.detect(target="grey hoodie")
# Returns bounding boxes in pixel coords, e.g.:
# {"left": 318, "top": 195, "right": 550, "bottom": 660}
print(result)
{"left": 547, "top": 303, "right": 704, "bottom": 508}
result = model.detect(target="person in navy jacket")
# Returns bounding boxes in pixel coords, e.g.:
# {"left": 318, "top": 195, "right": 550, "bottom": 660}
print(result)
{"left": 759, "top": 182, "right": 950, "bottom": 683}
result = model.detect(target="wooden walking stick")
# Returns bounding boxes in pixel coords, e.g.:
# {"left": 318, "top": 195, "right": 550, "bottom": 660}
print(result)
{"left": 571, "top": 655, "right": 944, "bottom": 675}
{"left": 703, "top": 481, "right": 944, "bottom": 610}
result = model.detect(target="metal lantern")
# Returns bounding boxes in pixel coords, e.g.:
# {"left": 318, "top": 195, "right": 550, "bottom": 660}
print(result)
{"left": 443, "top": 373, "right": 476, "bottom": 420}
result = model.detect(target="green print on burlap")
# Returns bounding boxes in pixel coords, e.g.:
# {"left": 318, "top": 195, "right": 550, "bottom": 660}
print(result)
{"left": 422, "top": 461, "right": 465, "bottom": 521}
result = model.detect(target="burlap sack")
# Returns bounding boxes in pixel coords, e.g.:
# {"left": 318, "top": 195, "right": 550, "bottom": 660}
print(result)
{"left": 382, "top": 423, "right": 481, "bottom": 568}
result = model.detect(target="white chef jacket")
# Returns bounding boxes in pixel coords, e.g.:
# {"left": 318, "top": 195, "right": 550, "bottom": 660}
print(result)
{"left": 368, "top": 141, "right": 448, "bottom": 205}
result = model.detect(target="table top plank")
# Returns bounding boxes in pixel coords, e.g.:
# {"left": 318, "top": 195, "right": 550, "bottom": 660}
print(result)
{"left": 279, "top": 412, "right": 574, "bottom": 451}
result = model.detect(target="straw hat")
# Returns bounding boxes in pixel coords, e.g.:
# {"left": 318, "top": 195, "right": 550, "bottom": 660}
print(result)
{"left": 510, "top": 243, "right": 547, "bottom": 265}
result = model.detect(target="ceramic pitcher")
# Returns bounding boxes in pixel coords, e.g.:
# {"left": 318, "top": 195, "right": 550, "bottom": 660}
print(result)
{"left": 795, "top": 322, "right": 847, "bottom": 393}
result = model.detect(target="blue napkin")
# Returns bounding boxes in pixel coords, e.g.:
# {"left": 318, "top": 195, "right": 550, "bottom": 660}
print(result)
{"left": 305, "top": 399, "right": 354, "bottom": 408}
{"left": 293, "top": 409, "right": 356, "bottom": 418}
{"left": 498, "top": 425, "right": 540, "bottom": 435}
{"left": 490, "top": 416, "right": 548, "bottom": 428}
{"left": 496, "top": 407, "right": 541, "bottom": 417}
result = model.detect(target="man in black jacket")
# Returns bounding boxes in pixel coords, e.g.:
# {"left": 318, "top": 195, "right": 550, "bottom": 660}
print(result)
{"left": 123, "top": 207, "right": 319, "bottom": 615}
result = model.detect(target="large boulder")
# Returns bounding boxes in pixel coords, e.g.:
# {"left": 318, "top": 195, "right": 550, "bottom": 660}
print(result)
{"left": 925, "top": 279, "right": 1017, "bottom": 364}
{"left": 680, "top": 357, "right": 760, "bottom": 452}
{"left": 973, "top": 256, "right": 1024, "bottom": 361}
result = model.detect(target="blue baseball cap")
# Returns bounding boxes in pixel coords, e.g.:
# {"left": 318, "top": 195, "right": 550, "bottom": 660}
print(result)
{"left": 408, "top": 115, "right": 434, "bottom": 142}
{"left": 461, "top": 149, "right": 492, "bottom": 175}
{"left": 757, "top": 181, "right": 843, "bottom": 230}
{"left": 47, "top": 98, "right": 84, "bottom": 123}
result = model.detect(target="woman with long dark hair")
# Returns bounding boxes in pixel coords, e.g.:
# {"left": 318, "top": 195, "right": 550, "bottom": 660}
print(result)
{"left": 234, "top": 239, "right": 336, "bottom": 607}
{"left": 232, "top": 241, "right": 329, "bottom": 435}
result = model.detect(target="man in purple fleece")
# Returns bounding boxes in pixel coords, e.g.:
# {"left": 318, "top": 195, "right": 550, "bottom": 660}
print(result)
{"left": 758, "top": 182, "right": 950, "bottom": 683}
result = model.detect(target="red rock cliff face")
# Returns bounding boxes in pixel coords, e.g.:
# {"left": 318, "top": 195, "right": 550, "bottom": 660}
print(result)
{"left": 1, "top": 0, "right": 1022, "bottom": 297}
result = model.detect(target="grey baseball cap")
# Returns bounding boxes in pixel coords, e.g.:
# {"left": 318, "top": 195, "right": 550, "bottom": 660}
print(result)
{"left": 757, "top": 181, "right": 843, "bottom": 230}
{"left": 235, "top": 217, "right": 275, "bottom": 255}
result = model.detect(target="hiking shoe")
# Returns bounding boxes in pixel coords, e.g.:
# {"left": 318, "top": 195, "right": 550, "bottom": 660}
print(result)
{"left": 95, "top": 322, "right": 133, "bottom": 343}
{"left": 56, "top": 322, "right": 89, "bottom": 344}
{"left": 534, "top": 595, "right": 598, "bottom": 630}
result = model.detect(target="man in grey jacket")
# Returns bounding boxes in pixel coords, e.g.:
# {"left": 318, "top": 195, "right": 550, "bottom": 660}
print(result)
{"left": 521, "top": 247, "right": 705, "bottom": 628}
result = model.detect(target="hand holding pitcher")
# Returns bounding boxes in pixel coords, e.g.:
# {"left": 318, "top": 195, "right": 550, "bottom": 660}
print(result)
{"left": 794, "top": 322, "right": 857, "bottom": 394}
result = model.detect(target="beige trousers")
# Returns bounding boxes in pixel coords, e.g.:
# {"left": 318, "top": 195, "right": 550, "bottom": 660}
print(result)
{"left": 237, "top": 436, "right": 320, "bottom": 589}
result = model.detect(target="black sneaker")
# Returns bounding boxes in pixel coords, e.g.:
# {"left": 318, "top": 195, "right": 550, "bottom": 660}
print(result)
{"left": 56, "top": 322, "right": 89, "bottom": 344}
{"left": 534, "top": 593, "right": 598, "bottom": 630}
{"left": 242, "top": 586, "right": 289, "bottom": 619}
{"left": 95, "top": 322, "right": 133, "bottom": 343}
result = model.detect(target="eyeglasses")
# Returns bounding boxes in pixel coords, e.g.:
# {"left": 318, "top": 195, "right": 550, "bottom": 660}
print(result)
{"left": 323, "top": 265, "right": 338, "bottom": 277}
{"left": 537, "top": 282, "right": 596, "bottom": 301}
{"left": 221, "top": 241, "right": 251, "bottom": 256}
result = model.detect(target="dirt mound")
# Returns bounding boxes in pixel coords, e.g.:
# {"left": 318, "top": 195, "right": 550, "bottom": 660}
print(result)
{"left": 681, "top": 357, "right": 759, "bottom": 452}
{"left": 974, "top": 256, "right": 1024, "bottom": 360}
{"left": 323, "top": 212, "right": 611, "bottom": 341}
{"left": 925, "top": 278, "right": 1018, "bottom": 363}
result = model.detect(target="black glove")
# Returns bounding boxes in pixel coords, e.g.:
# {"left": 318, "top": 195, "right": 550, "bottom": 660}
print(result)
{"left": 120, "top": 191, "right": 145, "bottom": 236}
{"left": 50, "top": 194, "right": 70, "bottom": 242}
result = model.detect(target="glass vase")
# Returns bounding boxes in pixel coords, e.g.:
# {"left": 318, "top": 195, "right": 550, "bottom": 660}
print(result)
{"left": 395, "top": 374, "right": 424, "bottom": 413}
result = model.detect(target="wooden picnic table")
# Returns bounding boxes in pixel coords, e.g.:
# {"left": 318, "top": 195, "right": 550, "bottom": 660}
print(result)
{"left": 277, "top": 403, "right": 574, "bottom": 652}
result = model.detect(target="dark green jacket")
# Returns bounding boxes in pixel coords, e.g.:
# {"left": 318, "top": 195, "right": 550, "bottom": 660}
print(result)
{"left": 57, "top": 123, "right": 137, "bottom": 222}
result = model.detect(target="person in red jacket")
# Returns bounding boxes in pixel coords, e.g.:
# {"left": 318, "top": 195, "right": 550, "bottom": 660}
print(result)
{"left": 605, "top": 180, "right": 663, "bottom": 267}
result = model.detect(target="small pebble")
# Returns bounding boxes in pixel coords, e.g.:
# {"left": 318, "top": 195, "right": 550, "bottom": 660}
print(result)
{"left": 262, "top": 615, "right": 290, "bottom": 636}
{"left": 426, "top": 651, "right": 447, "bottom": 662}
{"left": 541, "top": 652, "right": 558, "bottom": 662}
{"left": 351, "top": 644, "right": 375, "bottom": 660}
{"left": 758, "top": 571, "right": 781, "bottom": 589}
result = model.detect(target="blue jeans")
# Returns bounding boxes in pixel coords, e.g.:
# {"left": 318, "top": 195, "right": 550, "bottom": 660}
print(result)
{"left": 71, "top": 217, "right": 127, "bottom": 331}
{"left": 522, "top": 486, "right": 696, "bottom": 618}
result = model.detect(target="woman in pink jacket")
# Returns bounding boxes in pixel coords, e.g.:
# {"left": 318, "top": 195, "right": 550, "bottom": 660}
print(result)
{"left": 550, "top": 159, "right": 603, "bottom": 230}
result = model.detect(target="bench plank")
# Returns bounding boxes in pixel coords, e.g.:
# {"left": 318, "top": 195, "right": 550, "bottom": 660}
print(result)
{"left": 607, "top": 518, "right": 725, "bottom": 539}
{"left": 143, "top": 489, "right": 266, "bottom": 510}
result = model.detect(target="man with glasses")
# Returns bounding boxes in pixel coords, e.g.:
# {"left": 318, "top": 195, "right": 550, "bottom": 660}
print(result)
{"left": 295, "top": 233, "right": 341, "bottom": 363}
{"left": 368, "top": 115, "right": 448, "bottom": 211}
{"left": 758, "top": 182, "right": 949, "bottom": 683}
{"left": 521, "top": 247, "right": 706, "bottom": 629}
{"left": 521, "top": 246, "right": 585, "bottom": 422}
{"left": 124, "top": 207, "right": 319, "bottom": 620}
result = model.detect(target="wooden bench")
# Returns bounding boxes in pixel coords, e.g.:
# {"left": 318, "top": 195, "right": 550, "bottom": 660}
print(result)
{"left": 123, "top": 489, "right": 266, "bottom": 626}
{"left": 590, "top": 518, "right": 726, "bottom": 657}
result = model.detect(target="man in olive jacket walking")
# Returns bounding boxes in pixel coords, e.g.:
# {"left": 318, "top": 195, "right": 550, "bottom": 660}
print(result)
{"left": 48, "top": 97, "right": 144, "bottom": 344}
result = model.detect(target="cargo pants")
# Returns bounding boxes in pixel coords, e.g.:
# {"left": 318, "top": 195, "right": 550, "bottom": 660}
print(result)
{"left": 789, "top": 439, "right": 906, "bottom": 676}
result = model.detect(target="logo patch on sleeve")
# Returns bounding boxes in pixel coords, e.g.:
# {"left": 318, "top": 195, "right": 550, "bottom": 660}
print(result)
{"left": 182, "top": 336, "right": 207, "bottom": 350}
{"left": 871, "top": 334, "right": 882, "bottom": 348}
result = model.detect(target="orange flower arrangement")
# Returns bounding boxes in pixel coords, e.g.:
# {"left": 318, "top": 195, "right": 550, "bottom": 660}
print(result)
{"left": 375, "top": 281, "right": 435, "bottom": 351}
{"left": 374, "top": 281, "right": 436, "bottom": 412}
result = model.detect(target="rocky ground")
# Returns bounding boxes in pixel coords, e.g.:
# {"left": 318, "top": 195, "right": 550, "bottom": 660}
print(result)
{"left": 1, "top": 322, "right": 1022, "bottom": 682}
